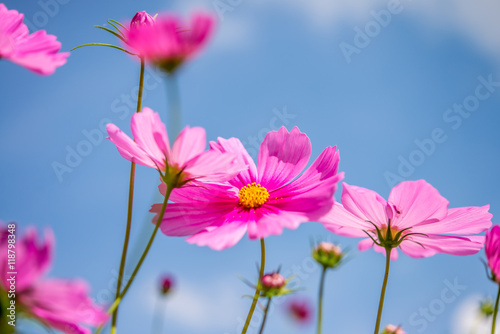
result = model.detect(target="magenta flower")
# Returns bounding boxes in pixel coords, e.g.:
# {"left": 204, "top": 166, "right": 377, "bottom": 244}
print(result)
{"left": 151, "top": 126, "right": 343, "bottom": 250}
{"left": 0, "top": 224, "right": 107, "bottom": 334}
{"left": 130, "top": 11, "right": 156, "bottom": 29}
{"left": 320, "top": 180, "right": 492, "bottom": 260}
{"left": 107, "top": 107, "right": 242, "bottom": 187}
{"left": 485, "top": 225, "right": 500, "bottom": 282}
{"left": 0, "top": 4, "right": 68, "bottom": 75}
{"left": 124, "top": 12, "right": 215, "bottom": 72}
{"left": 160, "top": 275, "right": 174, "bottom": 295}
{"left": 287, "top": 298, "right": 313, "bottom": 324}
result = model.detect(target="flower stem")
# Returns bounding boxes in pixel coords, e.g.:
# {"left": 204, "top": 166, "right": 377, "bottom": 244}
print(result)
{"left": 258, "top": 298, "right": 272, "bottom": 334}
{"left": 110, "top": 58, "right": 145, "bottom": 334}
{"left": 492, "top": 284, "right": 500, "bottom": 334}
{"left": 241, "top": 239, "right": 266, "bottom": 334}
{"left": 95, "top": 184, "right": 173, "bottom": 334}
{"left": 374, "top": 248, "right": 392, "bottom": 334}
{"left": 152, "top": 296, "right": 166, "bottom": 334}
{"left": 317, "top": 266, "right": 327, "bottom": 334}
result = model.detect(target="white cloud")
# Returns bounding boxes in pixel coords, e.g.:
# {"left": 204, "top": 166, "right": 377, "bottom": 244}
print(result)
{"left": 140, "top": 275, "right": 246, "bottom": 332}
{"left": 451, "top": 295, "right": 499, "bottom": 334}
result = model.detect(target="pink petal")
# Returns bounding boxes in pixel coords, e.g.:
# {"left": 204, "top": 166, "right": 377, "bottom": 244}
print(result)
{"left": 399, "top": 239, "right": 438, "bottom": 258}
{"left": 388, "top": 180, "right": 449, "bottom": 229}
{"left": 412, "top": 205, "right": 492, "bottom": 235}
{"left": 246, "top": 206, "right": 307, "bottom": 240}
{"left": 320, "top": 203, "right": 373, "bottom": 237}
{"left": 410, "top": 234, "right": 485, "bottom": 256}
{"left": 171, "top": 126, "right": 206, "bottom": 167}
{"left": 341, "top": 183, "right": 389, "bottom": 227}
{"left": 358, "top": 239, "right": 399, "bottom": 260}
{"left": 186, "top": 221, "right": 247, "bottom": 250}
{"left": 130, "top": 107, "right": 170, "bottom": 167}
{"left": 209, "top": 137, "right": 257, "bottom": 188}
{"left": 183, "top": 149, "right": 245, "bottom": 182}
{"left": 22, "top": 278, "right": 108, "bottom": 332}
{"left": 257, "top": 126, "right": 311, "bottom": 190}
{"left": 106, "top": 123, "right": 157, "bottom": 168}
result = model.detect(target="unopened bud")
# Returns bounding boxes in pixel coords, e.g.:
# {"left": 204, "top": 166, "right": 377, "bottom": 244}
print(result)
{"left": 312, "top": 242, "right": 343, "bottom": 268}
{"left": 160, "top": 275, "right": 174, "bottom": 296}
{"left": 382, "top": 324, "right": 405, "bottom": 334}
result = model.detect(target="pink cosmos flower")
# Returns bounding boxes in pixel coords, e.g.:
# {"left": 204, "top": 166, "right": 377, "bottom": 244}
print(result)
{"left": 124, "top": 12, "right": 215, "bottom": 72}
{"left": 0, "top": 3, "right": 68, "bottom": 75}
{"left": 0, "top": 224, "right": 107, "bottom": 334}
{"left": 287, "top": 298, "right": 313, "bottom": 324}
{"left": 160, "top": 275, "right": 174, "bottom": 295}
{"left": 106, "top": 107, "right": 242, "bottom": 187}
{"left": 151, "top": 126, "right": 343, "bottom": 250}
{"left": 320, "top": 180, "right": 492, "bottom": 260}
{"left": 485, "top": 225, "right": 500, "bottom": 282}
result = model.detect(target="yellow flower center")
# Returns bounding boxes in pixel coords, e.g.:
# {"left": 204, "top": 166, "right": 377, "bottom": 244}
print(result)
{"left": 238, "top": 182, "right": 270, "bottom": 209}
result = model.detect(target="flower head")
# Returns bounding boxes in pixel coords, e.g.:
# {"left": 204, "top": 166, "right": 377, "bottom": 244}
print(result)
{"left": 106, "top": 107, "right": 243, "bottom": 189}
{"left": 0, "top": 223, "right": 107, "bottom": 334}
{"left": 130, "top": 11, "right": 155, "bottom": 29}
{"left": 287, "top": 298, "right": 313, "bottom": 324}
{"left": 124, "top": 12, "right": 215, "bottom": 73}
{"left": 320, "top": 181, "right": 492, "bottom": 260}
{"left": 485, "top": 225, "right": 500, "bottom": 283}
{"left": 382, "top": 324, "right": 405, "bottom": 334}
{"left": 151, "top": 126, "right": 343, "bottom": 250}
{"left": 312, "top": 241, "right": 343, "bottom": 268}
{"left": 0, "top": 4, "right": 68, "bottom": 75}
{"left": 159, "top": 275, "right": 174, "bottom": 295}
{"left": 261, "top": 272, "right": 286, "bottom": 289}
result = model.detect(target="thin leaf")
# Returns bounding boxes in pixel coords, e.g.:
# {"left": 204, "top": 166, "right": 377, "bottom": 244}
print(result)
{"left": 95, "top": 25, "right": 125, "bottom": 41}
{"left": 108, "top": 19, "right": 128, "bottom": 32}
{"left": 71, "top": 43, "right": 136, "bottom": 56}
{"left": 106, "top": 21, "right": 125, "bottom": 37}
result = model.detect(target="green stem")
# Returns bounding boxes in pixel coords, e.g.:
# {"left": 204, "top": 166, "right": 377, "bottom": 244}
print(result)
{"left": 492, "top": 285, "right": 500, "bottom": 334}
{"left": 258, "top": 298, "right": 272, "bottom": 334}
{"left": 374, "top": 248, "right": 392, "bottom": 334}
{"left": 110, "top": 58, "right": 145, "bottom": 334}
{"left": 317, "top": 266, "right": 327, "bottom": 334}
{"left": 95, "top": 185, "right": 173, "bottom": 334}
{"left": 241, "top": 239, "right": 266, "bottom": 334}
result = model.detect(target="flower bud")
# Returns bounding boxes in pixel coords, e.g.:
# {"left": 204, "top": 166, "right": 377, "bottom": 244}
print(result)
{"left": 382, "top": 324, "right": 405, "bottom": 334}
{"left": 160, "top": 275, "right": 174, "bottom": 296}
{"left": 261, "top": 272, "right": 285, "bottom": 289}
{"left": 287, "top": 299, "right": 313, "bottom": 324}
{"left": 480, "top": 299, "right": 495, "bottom": 317}
{"left": 312, "top": 242, "right": 343, "bottom": 268}
{"left": 130, "top": 11, "right": 155, "bottom": 29}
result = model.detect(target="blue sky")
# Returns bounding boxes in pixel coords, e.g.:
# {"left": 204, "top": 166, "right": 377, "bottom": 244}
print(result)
{"left": 1, "top": 0, "right": 500, "bottom": 333}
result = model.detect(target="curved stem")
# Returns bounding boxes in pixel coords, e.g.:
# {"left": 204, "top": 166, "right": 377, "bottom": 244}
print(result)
{"left": 241, "top": 239, "right": 266, "bottom": 334}
{"left": 95, "top": 185, "right": 173, "bottom": 334}
{"left": 492, "top": 285, "right": 500, "bottom": 334}
{"left": 317, "top": 266, "right": 327, "bottom": 334}
{"left": 374, "top": 248, "right": 392, "bottom": 334}
{"left": 110, "top": 58, "right": 145, "bottom": 334}
{"left": 258, "top": 298, "right": 272, "bottom": 334}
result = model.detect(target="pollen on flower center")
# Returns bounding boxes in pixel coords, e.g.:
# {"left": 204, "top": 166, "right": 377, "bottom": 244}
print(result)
{"left": 238, "top": 182, "right": 269, "bottom": 209}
